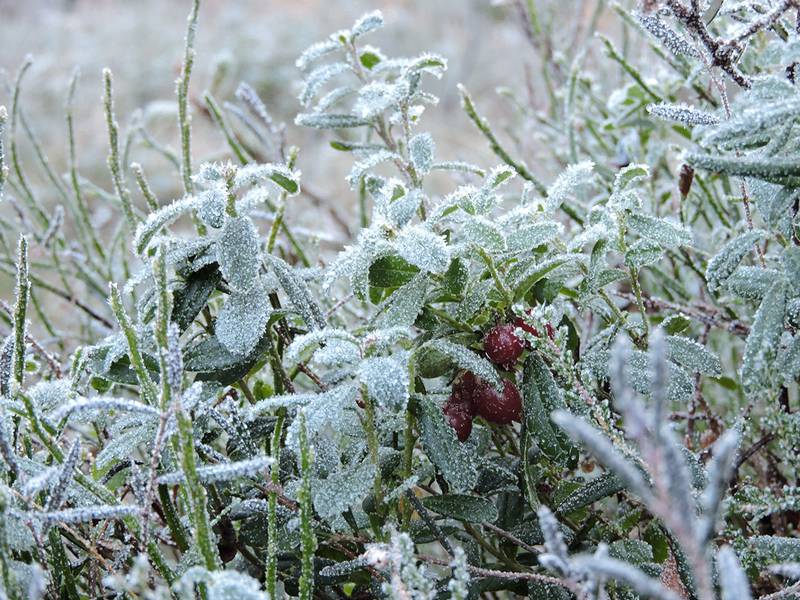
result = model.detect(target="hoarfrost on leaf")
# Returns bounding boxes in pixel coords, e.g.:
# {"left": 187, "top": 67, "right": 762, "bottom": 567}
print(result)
{"left": 409, "top": 132, "right": 435, "bottom": 176}
{"left": 395, "top": 225, "right": 449, "bottom": 273}
{"left": 358, "top": 355, "right": 409, "bottom": 412}
{"left": 216, "top": 279, "right": 271, "bottom": 356}
{"left": 217, "top": 216, "right": 261, "bottom": 292}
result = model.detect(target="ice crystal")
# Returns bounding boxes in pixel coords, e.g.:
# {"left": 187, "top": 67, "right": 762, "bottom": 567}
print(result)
{"left": 157, "top": 456, "right": 273, "bottom": 486}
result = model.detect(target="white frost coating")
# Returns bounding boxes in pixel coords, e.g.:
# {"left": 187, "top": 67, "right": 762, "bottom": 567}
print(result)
{"left": 353, "top": 82, "right": 400, "bottom": 119}
{"left": 217, "top": 216, "right": 261, "bottom": 292}
{"left": 197, "top": 186, "right": 226, "bottom": 229}
{"left": 216, "top": 279, "right": 271, "bottom": 356}
{"left": 421, "top": 339, "right": 502, "bottom": 390}
{"left": 409, "top": 132, "right": 435, "bottom": 176}
{"left": 133, "top": 196, "right": 197, "bottom": 255}
{"left": 286, "top": 328, "right": 360, "bottom": 365}
{"left": 298, "top": 62, "right": 351, "bottom": 107}
{"left": 312, "top": 459, "right": 376, "bottom": 519}
{"left": 350, "top": 10, "right": 384, "bottom": 39}
{"left": 358, "top": 355, "right": 409, "bottom": 412}
{"left": 395, "top": 225, "right": 449, "bottom": 273}
{"left": 156, "top": 456, "right": 274, "bottom": 485}
{"left": 666, "top": 335, "right": 722, "bottom": 376}
{"left": 545, "top": 161, "right": 594, "bottom": 213}
{"left": 380, "top": 274, "right": 428, "bottom": 327}
{"left": 647, "top": 102, "right": 720, "bottom": 125}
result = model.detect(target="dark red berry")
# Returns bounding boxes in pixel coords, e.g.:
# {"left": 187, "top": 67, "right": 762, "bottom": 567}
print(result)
{"left": 474, "top": 379, "right": 522, "bottom": 425}
{"left": 451, "top": 371, "right": 478, "bottom": 414}
{"left": 484, "top": 324, "right": 524, "bottom": 366}
{"left": 443, "top": 398, "right": 473, "bottom": 442}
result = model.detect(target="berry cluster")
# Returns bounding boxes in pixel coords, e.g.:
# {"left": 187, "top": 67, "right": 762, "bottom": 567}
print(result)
{"left": 442, "top": 319, "right": 553, "bottom": 441}
{"left": 442, "top": 372, "right": 523, "bottom": 441}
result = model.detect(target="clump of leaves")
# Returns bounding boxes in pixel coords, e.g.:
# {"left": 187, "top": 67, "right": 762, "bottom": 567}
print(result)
{"left": 3, "top": 0, "right": 800, "bottom": 598}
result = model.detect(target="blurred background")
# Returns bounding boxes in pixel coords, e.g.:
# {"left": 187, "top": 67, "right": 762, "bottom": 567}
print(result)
{"left": 0, "top": 0, "right": 623, "bottom": 237}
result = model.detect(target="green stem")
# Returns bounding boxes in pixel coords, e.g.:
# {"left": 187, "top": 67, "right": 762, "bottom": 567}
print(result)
{"left": 266, "top": 411, "right": 285, "bottom": 599}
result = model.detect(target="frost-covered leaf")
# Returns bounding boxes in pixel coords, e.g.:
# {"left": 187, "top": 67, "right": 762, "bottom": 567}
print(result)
{"left": 422, "top": 494, "right": 498, "bottom": 523}
{"left": 299, "top": 62, "right": 351, "bottom": 107}
{"left": 133, "top": 196, "right": 196, "bottom": 255}
{"left": 395, "top": 226, "right": 449, "bottom": 273}
{"left": 570, "top": 554, "right": 680, "bottom": 600}
{"left": 613, "top": 163, "right": 649, "bottom": 193}
{"left": 216, "top": 280, "right": 271, "bottom": 356}
{"left": 666, "top": 335, "right": 722, "bottom": 376}
{"left": 233, "top": 163, "right": 301, "bottom": 195}
{"left": 295, "top": 113, "right": 371, "bottom": 129}
{"left": 551, "top": 410, "right": 649, "bottom": 499}
{"left": 313, "top": 459, "right": 376, "bottom": 519}
{"left": 380, "top": 273, "right": 428, "bottom": 326}
{"left": 217, "top": 216, "right": 261, "bottom": 292}
{"left": 409, "top": 132, "right": 435, "bottom": 176}
{"left": 369, "top": 255, "right": 420, "bottom": 289}
{"left": 197, "top": 187, "right": 226, "bottom": 229}
{"left": 266, "top": 255, "right": 326, "bottom": 331}
{"left": 296, "top": 39, "right": 340, "bottom": 72}
{"left": 462, "top": 216, "right": 506, "bottom": 252}
{"left": 706, "top": 230, "right": 767, "bottom": 292}
{"left": 742, "top": 279, "right": 787, "bottom": 394}
{"left": 414, "top": 395, "right": 478, "bottom": 492}
{"left": 687, "top": 153, "right": 800, "bottom": 186}
{"left": 546, "top": 161, "right": 594, "bottom": 212}
{"left": 420, "top": 339, "right": 501, "bottom": 391}
{"left": 286, "top": 328, "right": 360, "bottom": 366}
{"left": 627, "top": 213, "right": 691, "bottom": 248}
{"left": 350, "top": 10, "right": 384, "bottom": 39}
{"left": 353, "top": 82, "right": 400, "bottom": 119}
{"left": 157, "top": 456, "right": 273, "bottom": 485}
{"left": 647, "top": 103, "right": 719, "bottom": 125}
{"left": 506, "top": 221, "right": 562, "bottom": 253}
{"left": 358, "top": 355, "right": 409, "bottom": 412}
{"left": 347, "top": 149, "right": 399, "bottom": 188}
{"left": 637, "top": 12, "right": 698, "bottom": 57}
{"left": 718, "top": 546, "right": 753, "bottom": 600}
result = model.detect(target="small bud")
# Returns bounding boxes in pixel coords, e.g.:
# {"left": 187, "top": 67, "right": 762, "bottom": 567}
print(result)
{"left": 678, "top": 163, "right": 694, "bottom": 198}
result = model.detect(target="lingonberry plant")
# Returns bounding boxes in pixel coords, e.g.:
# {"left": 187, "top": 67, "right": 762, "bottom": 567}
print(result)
{"left": 2, "top": 0, "right": 800, "bottom": 597}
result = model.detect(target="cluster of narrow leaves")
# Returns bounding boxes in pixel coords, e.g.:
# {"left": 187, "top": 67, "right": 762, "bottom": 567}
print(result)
{"left": 4, "top": 1, "right": 800, "bottom": 598}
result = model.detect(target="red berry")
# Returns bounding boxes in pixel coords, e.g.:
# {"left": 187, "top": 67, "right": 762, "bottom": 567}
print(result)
{"left": 451, "top": 371, "right": 478, "bottom": 414}
{"left": 474, "top": 379, "right": 523, "bottom": 425}
{"left": 443, "top": 399, "right": 473, "bottom": 442}
{"left": 483, "top": 324, "right": 524, "bottom": 366}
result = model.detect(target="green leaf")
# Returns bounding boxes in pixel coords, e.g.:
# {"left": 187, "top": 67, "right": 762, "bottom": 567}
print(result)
{"left": 666, "top": 336, "right": 722, "bottom": 376}
{"left": 742, "top": 279, "right": 787, "bottom": 395}
{"left": 613, "top": 163, "right": 649, "bottom": 193}
{"left": 627, "top": 213, "right": 691, "bottom": 248}
{"left": 705, "top": 230, "right": 766, "bottom": 292}
{"left": 422, "top": 494, "right": 498, "bottom": 523}
{"left": 413, "top": 396, "right": 478, "bottom": 492}
{"left": 521, "top": 354, "right": 572, "bottom": 463}
{"left": 184, "top": 331, "right": 271, "bottom": 385}
{"left": 368, "top": 255, "right": 419, "bottom": 289}
{"left": 556, "top": 472, "right": 623, "bottom": 515}
{"left": 172, "top": 263, "right": 222, "bottom": 331}
{"left": 420, "top": 339, "right": 502, "bottom": 391}
{"left": 687, "top": 152, "right": 800, "bottom": 186}
{"left": 443, "top": 257, "right": 469, "bottom": 297}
